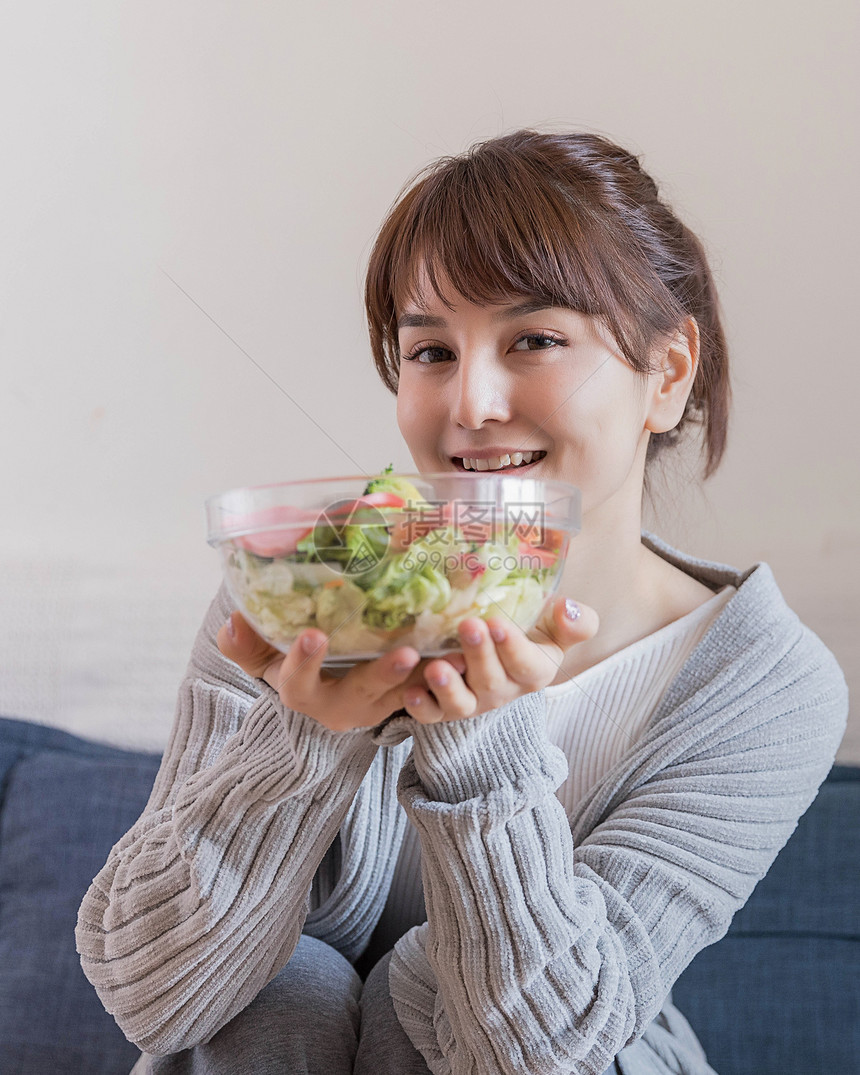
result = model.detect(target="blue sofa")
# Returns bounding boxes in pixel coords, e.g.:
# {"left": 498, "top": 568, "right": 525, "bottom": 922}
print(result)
{"left": 0, "top": 714, "right": 856, "bottom": 1074}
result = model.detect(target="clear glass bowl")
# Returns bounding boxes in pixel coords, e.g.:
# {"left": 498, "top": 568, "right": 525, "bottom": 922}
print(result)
{"left": 206, "top": 471, "right": 580, "bottom": 667}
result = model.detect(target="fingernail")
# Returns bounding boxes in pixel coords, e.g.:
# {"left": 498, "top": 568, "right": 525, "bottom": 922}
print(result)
{"left": 564, "top": 599, "right": 581, "bottom": 622}
{"left": 393, "top": 657, "right": 415, "bottom": 674}
{"left": 406, "top": 690, "right": 424, "bottom": 706}
{"left": 302, "top": 633, "right": 320, "bottom": 655}
{"left": 489, "top": 624, "right": 506, "bottom": 643}
{"left": 226, "top": 616, "right": 236, "bottom": 640}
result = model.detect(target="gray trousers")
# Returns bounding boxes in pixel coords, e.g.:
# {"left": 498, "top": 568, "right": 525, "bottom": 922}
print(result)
{"left": 131, "top": 934, "right": 430, "bottom": 1074}
{"left": 132, "top": 934, "right": 621, "bottom": 1075}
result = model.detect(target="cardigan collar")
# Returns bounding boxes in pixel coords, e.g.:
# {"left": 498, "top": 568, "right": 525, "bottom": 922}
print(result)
{"left": 567, "top": 532, "right": 803, "bottom": 838}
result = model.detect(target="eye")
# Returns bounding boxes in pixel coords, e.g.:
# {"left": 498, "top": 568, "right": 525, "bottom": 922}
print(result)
{"left": 511, "top": 333, "right": 565, "bottom": 352}
{"left": 399, "top": 332, "right": 566, "bottom": 365}
{"left": 400, "top": 343, "right": 452, "bottom": 364}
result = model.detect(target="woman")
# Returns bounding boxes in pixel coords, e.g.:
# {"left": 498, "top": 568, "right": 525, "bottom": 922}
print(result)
{"left": 77, "top": 129, "right": 848, "bottom": 1075}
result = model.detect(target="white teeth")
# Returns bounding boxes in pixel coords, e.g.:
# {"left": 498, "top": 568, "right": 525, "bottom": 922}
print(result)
{"left": 460, "top": 450, "right": 544, "bottom": 471}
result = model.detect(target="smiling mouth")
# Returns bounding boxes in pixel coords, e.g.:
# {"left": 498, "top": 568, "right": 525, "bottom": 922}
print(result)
{"left": 451, "top": 451, "right": 548, "bottom": 473}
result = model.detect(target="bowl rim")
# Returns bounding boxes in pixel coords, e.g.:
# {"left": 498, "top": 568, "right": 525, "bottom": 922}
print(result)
{"left": 206, "top": 473, "right": 581, "bottom": 545}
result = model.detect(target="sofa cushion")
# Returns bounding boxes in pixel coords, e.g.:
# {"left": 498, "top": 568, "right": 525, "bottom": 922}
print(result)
{"left": 0, "top": 717, "right": 160, "bottom": 1075}
{"left": 672, "top": 765, "right": 860, "bottom": 1074}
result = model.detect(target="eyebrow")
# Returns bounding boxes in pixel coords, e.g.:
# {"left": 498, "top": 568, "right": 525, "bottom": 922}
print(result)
{"left": 396, "top": 300, "right": 557, "bottom": 331}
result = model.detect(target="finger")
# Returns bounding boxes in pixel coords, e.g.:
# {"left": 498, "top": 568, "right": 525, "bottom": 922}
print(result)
{"left": 456, "top": 617, "right": 510, "bottom": 695}
{"left": 441, "top": 651, "right": 468, "bottom": 676}
{"left": 494, "top": 597, "right": 597, "bottom": 687}
{"left": 338, "top": 646, "right": 423, "bottom": 713}
{"left": 481, "top": 614, "right": 550, "bottom": 690}
{"left": 398, "top": 649, "right": 466, "bottom": 695}
{"left": 217, "top": 611, "right": 282, "bottom": 678}
{"left": 420, "top": 659, "right": 478, "bottom": 721}
{"left": 533, "top": 596, "right": 600, "bottom": 653}
{"left": 402, "top": 683, "right": 446, "bottom": 724}
{"left": 216, "top": 611, "right": 243, "bottom": 660}
{"left": 269, "top": 629, "right": 330, "bottom": 696}
{"left": 261, "top": 653, "right": 288, "bottom": 693}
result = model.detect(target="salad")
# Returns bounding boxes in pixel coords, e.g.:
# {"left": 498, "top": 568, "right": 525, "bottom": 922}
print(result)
{"left": 222, "top": 466, "right": 566, "bottom": 660}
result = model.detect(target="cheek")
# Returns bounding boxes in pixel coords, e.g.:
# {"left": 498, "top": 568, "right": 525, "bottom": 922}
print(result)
{"left": 553, "top": 387, "right": 643, "bottom": 509}
{"left": 395, "top": 385, "right": 415, "bottom": 430}
{"left": 564, "top": 362, "right": 645, "bottom": 441}
{"left": 396, "top": 386, "right": 434, "bottom": 447}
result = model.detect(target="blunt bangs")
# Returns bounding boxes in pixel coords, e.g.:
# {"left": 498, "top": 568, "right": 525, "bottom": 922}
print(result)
{"left": 366, "top": 146, "right": 676, "bottom": 393}
{"left": 390, "top": 157, "right": 600, "bottom": 316}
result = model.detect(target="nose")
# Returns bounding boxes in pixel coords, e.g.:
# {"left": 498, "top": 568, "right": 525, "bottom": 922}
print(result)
{"left": 448, "top": 351, "right": 513, "bottom": 430}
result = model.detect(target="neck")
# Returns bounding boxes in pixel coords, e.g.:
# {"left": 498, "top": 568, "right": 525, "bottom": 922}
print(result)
{"left": 561, "top": 507, "right": 655, "bottom": 616}
{"left": 552, "top": 494, "right": 664, "bottom": 679}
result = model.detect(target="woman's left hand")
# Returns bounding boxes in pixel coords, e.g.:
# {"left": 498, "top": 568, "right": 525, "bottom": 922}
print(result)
{"left": 399, "top": 596, "right": 599, "bottom": 724}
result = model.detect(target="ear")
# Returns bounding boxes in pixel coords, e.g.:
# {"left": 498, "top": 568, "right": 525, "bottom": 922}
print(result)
{"left": 644, "top": 317, "right": 700, "bottom": 434}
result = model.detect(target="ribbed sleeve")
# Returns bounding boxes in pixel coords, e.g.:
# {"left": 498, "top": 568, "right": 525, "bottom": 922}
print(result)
{"left": 388, "top": 618, "right": 849, "bottom": 1075}
{"left": 74, "top": 534, "right": 851, "bottom": 1075}
{"left": 75, "top": 583, "right": 393, "bottom": 1055}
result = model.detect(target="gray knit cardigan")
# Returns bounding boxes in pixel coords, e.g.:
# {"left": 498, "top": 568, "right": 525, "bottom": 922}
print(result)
{"left": 76, "top": 532, "right": 849, "bottom": 1074}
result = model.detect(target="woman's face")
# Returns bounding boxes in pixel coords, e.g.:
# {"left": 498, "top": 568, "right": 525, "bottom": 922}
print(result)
{"left": 395, "top": 270, "right": 665, "bottom": 524}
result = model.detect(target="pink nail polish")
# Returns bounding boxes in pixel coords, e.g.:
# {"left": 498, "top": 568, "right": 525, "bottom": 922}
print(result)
{"left": 564, "top": 599, "right": 581, "bottom": 622}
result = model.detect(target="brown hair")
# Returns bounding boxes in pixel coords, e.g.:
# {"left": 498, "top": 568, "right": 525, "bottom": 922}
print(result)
{"left": 364, "top": 129, "right": 730, "bottom": 481}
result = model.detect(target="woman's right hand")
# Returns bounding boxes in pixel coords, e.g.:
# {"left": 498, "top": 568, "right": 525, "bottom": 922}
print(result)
{"left": 216, "top": 611, "right": 428, "bottom": 732}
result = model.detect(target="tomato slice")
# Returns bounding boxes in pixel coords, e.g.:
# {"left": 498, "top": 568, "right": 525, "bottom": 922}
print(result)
{"left": 359, "top": 492, "right": 407, "bottom": 508}
{"left": 329, "top": 492, "right": 406, "bottom": 514}
{"left": 517, "top": 541, "right": 558, "bottom": 569}
{"left": 224, "top": 505, "right": 314, "bottom": 558}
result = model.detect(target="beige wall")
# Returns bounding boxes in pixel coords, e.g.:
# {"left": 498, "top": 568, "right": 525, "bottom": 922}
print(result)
{"left": 2, "top": 1, "right": 857, "bottom": 758}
